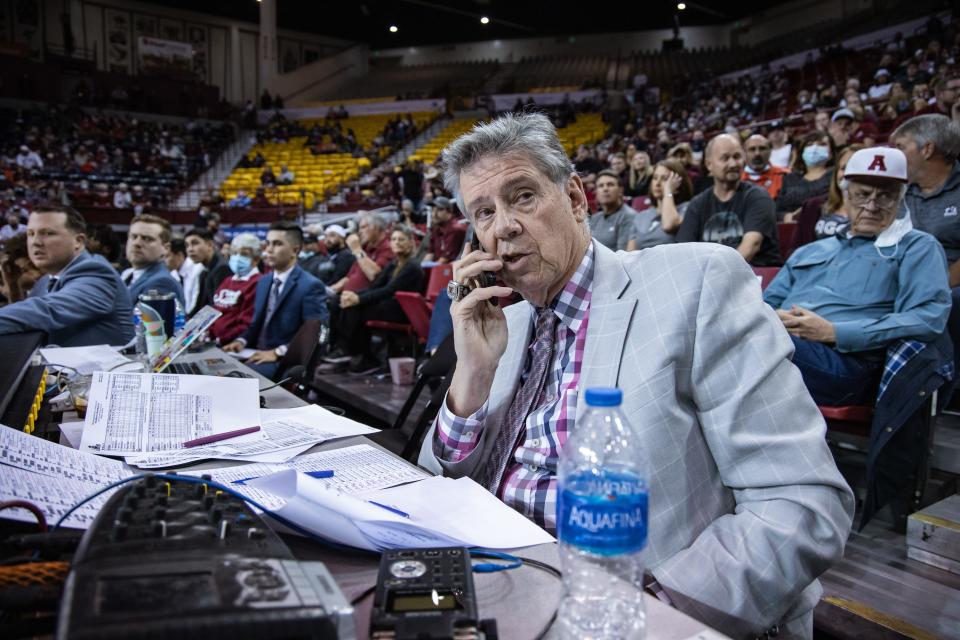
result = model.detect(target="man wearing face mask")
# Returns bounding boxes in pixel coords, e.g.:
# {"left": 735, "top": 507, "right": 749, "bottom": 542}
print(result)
{"left": 763, "top": 147, "right": 950, "bottom": 406}
{"left": 208, "top": 233, "right": 262, "bottom": 346}
{"left": 296, "top": 232, "right": 325, "bottom": 280}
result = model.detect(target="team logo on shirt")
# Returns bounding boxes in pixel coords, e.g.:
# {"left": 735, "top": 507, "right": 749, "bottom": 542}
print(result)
{"left": 945, "top": 206, "right": 958, "bottom": 217}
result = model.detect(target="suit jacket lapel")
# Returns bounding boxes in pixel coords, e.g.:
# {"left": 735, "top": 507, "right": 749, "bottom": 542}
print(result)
{"left": 273, "top": 266, "right": 300, "bottom": 312}
{"left": 489, "top": 302, "right": 534, "bottom": 406}
{"left": 577, "top": 242, "right": 636, "bottom": 418}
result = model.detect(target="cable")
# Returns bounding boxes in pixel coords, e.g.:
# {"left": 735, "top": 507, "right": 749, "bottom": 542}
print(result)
{"left": 469, "top": 548, "right": 523, "bottom": 573}
{"left": 514, "top": 555, "right": 562, "bottom": 640}
{"left": 0, "top": 500, "right": 48, "bottom": 532}
{"left": 349, "top": 584, "right": 376, "bottom": 606}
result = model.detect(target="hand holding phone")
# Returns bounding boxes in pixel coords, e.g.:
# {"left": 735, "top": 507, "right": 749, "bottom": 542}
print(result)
{"left": 469, "top": 234, "right": 499, "bottom": 306}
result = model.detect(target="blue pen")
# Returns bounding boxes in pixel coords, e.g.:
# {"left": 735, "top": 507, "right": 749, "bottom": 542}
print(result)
{"left": 233, "top": 470, "right": 334, "bottom": 485}
{"left": 368, "top": 500, "right": 410, "bottom": 519}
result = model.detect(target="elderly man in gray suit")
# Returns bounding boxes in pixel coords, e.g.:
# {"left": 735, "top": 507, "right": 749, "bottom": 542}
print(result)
{"left": 419, "top": 113, "right": 854, "bottom": 639}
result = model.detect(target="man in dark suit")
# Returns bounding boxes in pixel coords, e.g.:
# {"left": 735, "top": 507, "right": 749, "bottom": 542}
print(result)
{"left": 123, "top": 214, "right": 184, "bottom": 306}
{"left": 185, "top": 226, "right": 232, "bottom": 316}
{"left": 0, "top": 204, "right": 135, "bottom": 346}
{"left": 223, "top": 221, "right": 328, "bottom": 379}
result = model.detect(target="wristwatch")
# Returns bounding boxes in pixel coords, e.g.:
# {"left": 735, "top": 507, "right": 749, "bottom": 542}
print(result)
{"left": 274, "top": 344, "right": 288, "bottom": 357}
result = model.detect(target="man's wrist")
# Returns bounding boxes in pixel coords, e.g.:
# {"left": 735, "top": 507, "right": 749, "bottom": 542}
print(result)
{"left": 274, "top": 344, "right": 288, "bottom": 357}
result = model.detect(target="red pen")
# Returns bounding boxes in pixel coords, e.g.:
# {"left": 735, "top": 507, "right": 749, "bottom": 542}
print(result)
{"left": 182, "top": 426, "right": 260, "bottom": 448}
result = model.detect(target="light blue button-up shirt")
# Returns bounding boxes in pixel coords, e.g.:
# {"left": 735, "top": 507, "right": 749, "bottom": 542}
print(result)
{"left": 763, "top": 227, "right": 951, "bottom": 353}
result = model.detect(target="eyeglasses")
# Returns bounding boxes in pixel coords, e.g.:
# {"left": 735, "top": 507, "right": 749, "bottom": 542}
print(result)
{"left": 846, "top": 188, "right": 899, "bottom": 209}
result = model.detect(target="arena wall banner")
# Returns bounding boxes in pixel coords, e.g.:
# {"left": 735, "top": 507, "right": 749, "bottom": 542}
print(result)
{"left": 137, "top": 36, "right": 193, "bottom": 75}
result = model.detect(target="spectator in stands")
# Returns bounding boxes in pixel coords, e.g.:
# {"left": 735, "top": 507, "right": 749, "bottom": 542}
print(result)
{"left": 15, "top": 145, "right": 42, "bottom": 171}
{"left": 423, "top": 196, "right": 466, "bottom": 264}
{"left": 209, "top": 233, "right": 262, "bottom": 346}
{"left": 320, "top": 226, "right": 424, "bottom": 375}
{"left": 827, "top": 108, "right": 855, "bottom": 149}
{"left": 122, "top": 214, "right": 184, "bottom": 306}
{"left": 261, "top": 166, "right": 277, "bottom": 187}
{"left": 278, "top": 164, "right": 295, "bottom": 185}
{"left": 795, "top": 144, "right": 864, "bottom": 246}
{"left": 742, "top": 134, "right": 788, "bottom": 200}
{"left": 814, "top": 110, "right": 830, "bottom": 133}
{"left": 310, "top": 225, "right": 355, "bottom": 286}
{"left": 252, "top": 188, "right": 270, "bottom": 207}
{"left": 0, "top": 204, "right": 134, "bottom": 346}
{"left": 0, "top": 210, "right": 25, "bottom": 243}
{"left": 608, "top": 153, "right": 628, "bottom": 186}
{"left": 868, "top": 68, "right": 893, "bottom": 100}
{"left": 588, "top": 169, "right": 635, "bottom": 251}
{"left": 260, "top": 89, "right": 273, "bottom": 111}
{"left": 223, "top": 221, "right": 328, "bottom": 379}
{"left": 667, "top": 142, "right": 700, "bottom": 181}
{"left": 297, "top": 232, "right": 325, "bottom": 280}
{"left": 892, "top": 115, "right": 960, "bottom": 326}
{"left": 764, "top": 147, "right": 950, "bottom": 406}
{"left": 228, "top": 189, "right": 252, "bottom": 208}
{"left": 207, "top": 212, "right": 226, "bottom": 247}
{"left": 627, "top": 160, "right": 692, "bottom": 251}
{"left": 85, "top": 224, "right": 124, "bottom": 270}
{"left": 185, "top": 227, "right": 232, "bottom": 317}
{"left": 0, "top": 233, "right": 41, "bottom": 302}
{"left": 624, "top": 150, "right": 654, "bottom": 200}
{"left": 131, "top": 185, "right": 147, "bottom": 213}
{"left": 166, "top": 236, "right": 201, "bottom": 310}
{"left": 400, "top": 160, "right": 425, "bottom": 210}
{"left": 426, "top": 112, "right": 853, "bottom": 638}
{"left": 768, "top": 121, "right": 792, "bottom": 169}
{"left": 573, "top": 144, "right": 601, "bottom": 177}
{"left": 777, "top": 130, "right": 834, "bottom": 221}
{"left": 112, "top": 183, "right": 132, "bottom": 209}
{"left": 330, "top": 212, "right": 394, "bottom": 297}
{"left": 676, "top": 134, "right": 781, "bottom": 266}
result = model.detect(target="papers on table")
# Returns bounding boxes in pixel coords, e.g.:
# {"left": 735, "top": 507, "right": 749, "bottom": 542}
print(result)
{"left": 0, "top": 426, "right": 132, "bottom": 529}
{"left": 227, "top": 348, "right": 258, "bottom": 360}
{"left": 185, "top": 444, "right": 430, "bottom": 511}
{"left": 80, "top": 372, "right": 261, "bottom": 457}
{"left": 249, "top": 471, "right": 555, "bottom": 551}
{"left": 59, "top": 421, "right": 85, "bottom": 448}
{"left": 125, "top": 405, "right": 378, "bottom": 468}
{"left": 39, "top": 345, "right": 140, "bottom": 375}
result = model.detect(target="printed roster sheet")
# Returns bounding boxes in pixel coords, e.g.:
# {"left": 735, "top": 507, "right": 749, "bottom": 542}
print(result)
{"left": 80, "top": 372, "right": 261, "bottom": 456}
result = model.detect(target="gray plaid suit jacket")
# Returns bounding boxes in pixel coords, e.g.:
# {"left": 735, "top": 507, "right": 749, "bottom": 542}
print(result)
{"left": 419, "top": 240, "right": 855, "bottom": 639}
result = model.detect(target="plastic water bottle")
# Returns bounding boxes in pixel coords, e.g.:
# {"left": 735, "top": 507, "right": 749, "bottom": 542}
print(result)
{"left": 133, "top": 305, "right": 148, "bottom": 361}
{"left": 557, "top": 387, "right": 648, "bottom": 640}
{"left": 173, "top": 298, "right": 186, "bottom": 337}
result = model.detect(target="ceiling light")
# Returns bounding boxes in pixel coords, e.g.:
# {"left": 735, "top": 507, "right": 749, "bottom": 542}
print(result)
{"left": 480, "top": 16, "right": 490, "bottom": 25}
{"left": 677, "top": 2, "right": 686, "bottom": 9}
{"left": 389, "top": 25, "right": 398, "bottom": 33}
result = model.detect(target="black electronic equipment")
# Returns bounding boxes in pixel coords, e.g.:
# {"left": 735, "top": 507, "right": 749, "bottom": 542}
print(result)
{"left": 0, "top": 331, "right": 46, "bottom": 433}
{"left": 56, "top": 475, "right": 354, "bottom": 640}
{"left": 371, "top": 547, "right": 496, "bottom": 640}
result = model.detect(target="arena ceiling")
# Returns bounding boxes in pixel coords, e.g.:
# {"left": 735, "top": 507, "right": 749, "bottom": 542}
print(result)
{"left": 146, "top": 0, "right": 798, "bottom": 48}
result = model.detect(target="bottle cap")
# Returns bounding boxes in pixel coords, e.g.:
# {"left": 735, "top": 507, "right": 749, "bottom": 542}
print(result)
{"left": 584, "top": 387, "right": 622, "bottom": 407}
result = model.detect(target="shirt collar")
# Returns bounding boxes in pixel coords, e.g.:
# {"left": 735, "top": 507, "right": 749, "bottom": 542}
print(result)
{"left": 272, "top": 264, "right": 294, "bottom": 285}
{"left": 548, "top": 242, "right": 594, "bottom": 335}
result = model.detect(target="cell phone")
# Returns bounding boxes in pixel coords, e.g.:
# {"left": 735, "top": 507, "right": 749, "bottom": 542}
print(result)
{"left": 469, "top": 233, "right": 498, "bottom": 305}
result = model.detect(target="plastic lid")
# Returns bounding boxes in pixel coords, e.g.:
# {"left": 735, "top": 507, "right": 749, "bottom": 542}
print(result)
{"left": 584, "top": 387, "right": 622, "bottom": 407}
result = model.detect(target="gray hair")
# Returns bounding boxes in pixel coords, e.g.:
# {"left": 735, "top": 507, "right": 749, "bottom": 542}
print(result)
{"left": 441, "top": 112, "right": 575, "bottom": 213}
{"left": 840, "top": 178, "right": 907, "bottom": 201}
{"left": 357, "top": 210, "right": 386, "bottom": 230}
{"left": 891, "top": 114, "right": 960, "bottom": 163}
{"left": 230, "top": 232, "right": 261, "bottom": 255}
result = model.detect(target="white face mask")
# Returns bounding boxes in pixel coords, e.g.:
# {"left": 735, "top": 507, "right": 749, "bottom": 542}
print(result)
{"left": 874, "top": 211, "right": 912, "bottom": 258}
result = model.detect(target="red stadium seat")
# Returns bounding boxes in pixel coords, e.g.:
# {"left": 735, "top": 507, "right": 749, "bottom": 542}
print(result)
{"left": 778, "top": 222, "right": 798, "bottom": 261}
{"left": 425, "top": 264, "right": 453, "bottom": 302}
{"left": 395, "top": 292, "right": 433, "bottom": 344}
{"left": 752, "top": 267, "right": 780, "bottom": 290}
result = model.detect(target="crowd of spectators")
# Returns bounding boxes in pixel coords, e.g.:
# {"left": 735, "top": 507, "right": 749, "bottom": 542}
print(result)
{"left": 0, "top": 104, "right": 234, "bottom": 221}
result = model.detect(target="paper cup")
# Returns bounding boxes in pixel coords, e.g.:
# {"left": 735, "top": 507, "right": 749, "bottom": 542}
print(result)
{"left": 389, "top": 357, "right": 416, "bottom": 385}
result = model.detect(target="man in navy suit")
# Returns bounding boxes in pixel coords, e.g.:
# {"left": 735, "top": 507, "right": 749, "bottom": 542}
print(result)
{"left": 123, "top": 214, "right": 184, "bottom": 307}
{"left": 223, "top": 221, "right": 328, "bottom": 379}
{"left": 0, "top": 204, "right": 134, "bottom": 346}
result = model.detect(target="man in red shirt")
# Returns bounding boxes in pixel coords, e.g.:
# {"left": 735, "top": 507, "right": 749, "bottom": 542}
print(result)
{"left": 208, "top": 233, "right": 262, "bottom": 345}
{"left": 423, "top": 196, "right": 466, "bottom": 264}
{"left": 331, "top": 211, "right": 394, "bottom": 295}
{"left": 325, "top": 212, "right": 395, "bottom": 363}
{"left": 742, "top": 134, "right": 788, "bottom": 200}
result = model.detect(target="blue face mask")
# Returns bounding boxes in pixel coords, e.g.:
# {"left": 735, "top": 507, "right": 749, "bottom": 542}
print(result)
{"left": 802, "top": 144, "right": 831, "bottom": 167}
{"left": 228, "top": 254, "right": 253, "bottom": 275}
{"left": 298, "top": 250, "right": 315, "bottom": 260}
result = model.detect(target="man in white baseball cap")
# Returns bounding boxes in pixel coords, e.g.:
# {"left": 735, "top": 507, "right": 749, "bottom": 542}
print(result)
{"left": 763, "top": 146, "right": 950, "bottom": 406}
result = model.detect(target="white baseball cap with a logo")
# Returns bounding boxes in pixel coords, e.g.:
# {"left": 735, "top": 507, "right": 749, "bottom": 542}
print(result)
{"left": 844, "top": 147, "right": 908, "bottom": 183}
